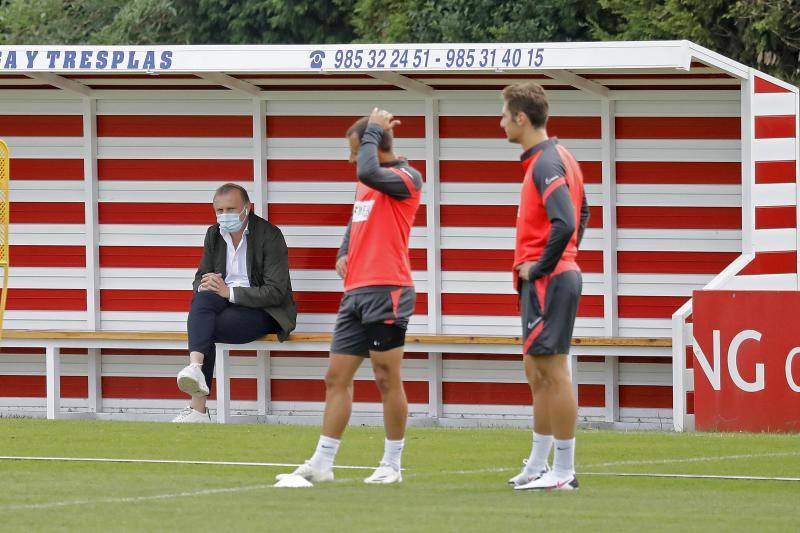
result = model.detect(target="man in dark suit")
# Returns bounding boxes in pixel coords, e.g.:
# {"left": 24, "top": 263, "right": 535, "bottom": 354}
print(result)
{"left": 173, "top": 183, "right": 296, "bottom": 422}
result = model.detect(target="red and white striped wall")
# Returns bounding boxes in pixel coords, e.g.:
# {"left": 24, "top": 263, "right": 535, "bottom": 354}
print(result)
{"left": 613, "top": 89, "right": 742, "bottom": 339}
{"left": 0, "top": 97, "right": 88, "bottom": 329}
{"left": 96, "top": 99, "right": 257, "bottom": 332}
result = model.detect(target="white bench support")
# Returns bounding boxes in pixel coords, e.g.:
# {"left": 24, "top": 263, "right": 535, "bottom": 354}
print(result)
{"left": 45, "top": 346, "right": 60, "bottom": 420}
{"left": 604, "top": 355, "right": 620, "bottom": 422}
{"left": 214, "top": 348, "right": 269, "bottom": 424}
{"left": 87, "top": 348, "right": 102, "bottom": 414}
{"left": 256, "top": 350, "right": 270, "bottom": 416}
{"left": 428, "top": 352, "right": 443, "bottom": 418}
{"left": 215, "top": 346, "right": 231, "bottom": 423}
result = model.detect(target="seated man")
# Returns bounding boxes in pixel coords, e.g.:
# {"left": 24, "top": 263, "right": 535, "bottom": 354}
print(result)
{"left": 173, "top": 183, "right": 296, "bottom": 422}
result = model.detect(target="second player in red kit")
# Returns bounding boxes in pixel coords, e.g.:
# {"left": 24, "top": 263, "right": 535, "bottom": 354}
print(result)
{"left": 277, "top": 108, "right": 422, "bottom": 487}
{"left": 502, "top": 83, "right": 590, "bottom": 492}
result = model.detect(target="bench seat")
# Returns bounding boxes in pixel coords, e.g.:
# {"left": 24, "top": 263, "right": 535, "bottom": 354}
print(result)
{"left": 1, "top": 329, "right": 672, "bottom": 347}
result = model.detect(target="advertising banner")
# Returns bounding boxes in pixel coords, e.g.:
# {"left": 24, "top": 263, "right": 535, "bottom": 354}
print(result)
{"left": 693, "top": 291, "right": 800, "bottom": 432}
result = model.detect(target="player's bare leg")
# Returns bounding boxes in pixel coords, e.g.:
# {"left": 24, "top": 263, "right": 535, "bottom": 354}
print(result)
{"left": 321, "top": 354, "right": 364, "bottom": 438}
{"left": 515, "top": 354, "right": 579, "bottom": 491}
{"left": 526, "top": 355, "right": 553, "bottom": 436}
{"left": 275, "top": 354, "right": 362, "bottom": 486}
{"left": 364, "top": 345, "right": 407, "bottom": 484}
{"left": 532, "top": 354, "right": 576, "bottom": 439}
{"left": 509, "top": 355, "right": 555, "bottom": 486}
{"left": 371, "top": 346, "right": 407, "bottom": 440}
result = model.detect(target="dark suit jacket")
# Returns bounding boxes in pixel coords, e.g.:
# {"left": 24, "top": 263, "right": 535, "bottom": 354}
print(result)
{"left": 192, "top": 212, "right": 297, "bottom": 341}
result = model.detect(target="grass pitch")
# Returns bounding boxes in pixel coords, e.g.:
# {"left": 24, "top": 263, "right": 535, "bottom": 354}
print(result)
{"left": 1, "top": 419, "right": 798, "bottom": 531}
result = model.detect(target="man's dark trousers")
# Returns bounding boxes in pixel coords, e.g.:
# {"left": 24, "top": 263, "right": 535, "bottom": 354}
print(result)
{"left": 188, "top": 290, "right": 280, "bottom": 391}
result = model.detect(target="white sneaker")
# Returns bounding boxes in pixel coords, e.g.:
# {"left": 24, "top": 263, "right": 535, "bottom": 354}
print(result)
{"left": 275, "top": 461, "right": 334, "bottom": 483}
{"left": 177, "top": 364, "right": 209, "bottom": 397}
{"left": 364, "top": 463, "right": 402, "bottom": 484}
{"left": 172, "top": 406, "right": 211, "bottom": 423}
{"left": 508, "top": 463, "right": 550, "bottom": 487}
{"left": 514, "top": 469, "right": 579, "bottom": 491}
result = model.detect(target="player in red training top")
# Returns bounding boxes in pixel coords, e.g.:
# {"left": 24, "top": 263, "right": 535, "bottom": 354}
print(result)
{"left": 277, "top": 108, "right": 422, "bottom": 487}
{"left": 501, "top": 83, "right": 590, "bottom": 491}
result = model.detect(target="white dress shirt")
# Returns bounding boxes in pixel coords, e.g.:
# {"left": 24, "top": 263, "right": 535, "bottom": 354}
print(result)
{"left": 220, "top": 226, "right": 250, "bottom": 303}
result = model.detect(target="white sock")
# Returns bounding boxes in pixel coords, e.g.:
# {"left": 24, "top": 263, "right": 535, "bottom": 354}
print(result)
{"left": 308, "top": 435, "right": 340, "bottom": 471}
{"left": 380, "top": 438, "right": 405, "bottom": 471}
{"left": 552, "top": 437, "right": 576, "bottom": 478}
{"left": 525, "top": 432, "right": 553, "bottom": 474}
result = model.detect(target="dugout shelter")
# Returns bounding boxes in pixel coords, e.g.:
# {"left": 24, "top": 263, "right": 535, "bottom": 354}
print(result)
{"left": 0, "top": 41, "right": 797, "bottom": 431}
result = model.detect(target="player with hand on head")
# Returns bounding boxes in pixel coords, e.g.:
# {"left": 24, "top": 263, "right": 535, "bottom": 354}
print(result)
{"left": 276, "top": 107, "right": 423, "bottom": 487}
{"left": 500, "top": 83, "right": 589, "bottom": 491}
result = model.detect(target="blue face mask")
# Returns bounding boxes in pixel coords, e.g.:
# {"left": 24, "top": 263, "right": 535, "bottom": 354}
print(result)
{"left": 217, "top": 206, "right": 247, "bottom": 233}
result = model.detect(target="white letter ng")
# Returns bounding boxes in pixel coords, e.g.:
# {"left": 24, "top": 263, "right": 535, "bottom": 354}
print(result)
{"left": 727, "top": 330, "right": 764, "bottom": 393}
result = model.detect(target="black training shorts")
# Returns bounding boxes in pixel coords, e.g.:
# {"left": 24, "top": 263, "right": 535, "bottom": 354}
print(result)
{"left": 520, "top": 270, "right": 582, "bottom": 355}
{"left": 331, "top": 286, "right": 415, "bottom": 357}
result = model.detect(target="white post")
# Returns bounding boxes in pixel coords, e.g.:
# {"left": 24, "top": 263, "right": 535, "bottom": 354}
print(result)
{"left": 603, "top": 356, "right": 619, "bottom": 422}
{"left": 82, "top": 97, "right": 100, "bottom": 330}
{"left": 683, "top": 321, "right": 695, "bottom": 432}
{"left": 256, "top": 350, "right": 271, "bottom": 416}
{"left": 600, "top": 97, "right": 618, "bottom": 336}
{"left": 427, "top": 352, "right": 443, "bottom": 419}
{"left": 796, "top": 90, "right": 800, "bottom": 288}
{"left": 45, "top": 346, "right": 61, "bottom": 419}
{"left": 796, "top": 90, "right": 800, "bottom": 287}
{"left": 671, "top": 312, "right": 687, "bottom": 431}
{"left": 600, "top": 97, "right": 618, "bottom": 424}
{"left": 424, "top": 98, "right": 442, "bottom": 334}
{"left": 253, "top": 98, "right": 268, "bottom": 218}
{"left": 87, "top": 348, "right": 102, "bottom": 414}
{"left": 740, "top": 73, "right": 755, "bottom": 256}
{"left": 215, "top": 347, "right": 230, "bottom": 423}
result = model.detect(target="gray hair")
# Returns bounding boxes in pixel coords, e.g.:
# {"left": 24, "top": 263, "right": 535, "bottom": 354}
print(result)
{"left": 213, "top": 183, "right": 250, "bottom": 205}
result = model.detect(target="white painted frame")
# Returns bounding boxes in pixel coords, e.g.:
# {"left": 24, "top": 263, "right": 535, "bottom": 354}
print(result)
{"left": 82, "top": 97, "right": 100, "bottom": 329}
{"left": 741, "top": 73, "right": 755, "bottom": 255}
{"left": 425, "top": 97, "right": 442, "bottom": 334}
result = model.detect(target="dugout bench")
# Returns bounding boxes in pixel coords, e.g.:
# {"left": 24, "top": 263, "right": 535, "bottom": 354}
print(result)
{"left": 1, "top": 330, "right": 671, "bottom": 424}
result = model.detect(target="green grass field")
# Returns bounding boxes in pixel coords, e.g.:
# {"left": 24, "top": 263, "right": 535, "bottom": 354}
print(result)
{"left": 1, "top": 419, "right": 798, "bottom": 531}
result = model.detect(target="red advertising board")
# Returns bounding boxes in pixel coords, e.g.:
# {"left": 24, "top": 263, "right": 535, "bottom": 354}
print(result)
{"left": 692, "top": 291, "right": 800, "bottom": 432}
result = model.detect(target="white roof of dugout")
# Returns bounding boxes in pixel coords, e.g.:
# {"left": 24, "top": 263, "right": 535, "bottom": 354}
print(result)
{"left": 0, "top": 41, "right": 759, "bottom": 98}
